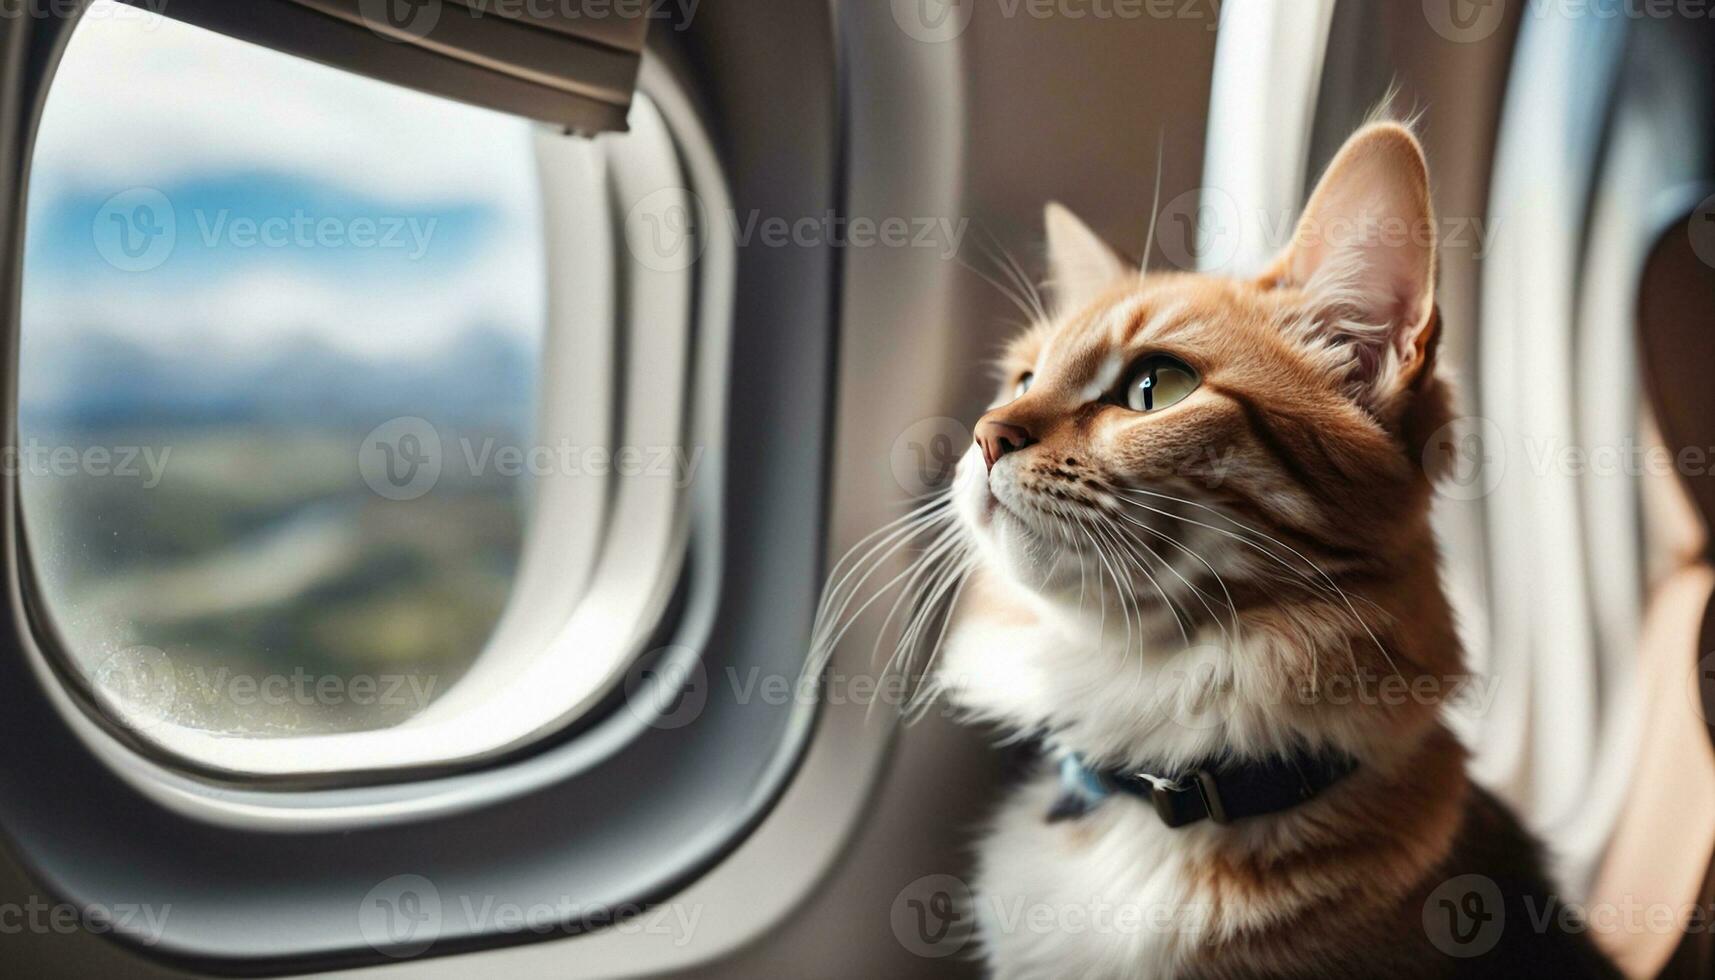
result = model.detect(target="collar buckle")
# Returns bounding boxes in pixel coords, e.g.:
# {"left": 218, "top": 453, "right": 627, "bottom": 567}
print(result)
{"left": 1140, "top": 768, "right": 1230, "bottom": 826}
{"left": 1192, "top": 769, "right": 1231, "bottom": 824}
{"left": 1054, "top": 750, "right": 1357, "bottom": 828}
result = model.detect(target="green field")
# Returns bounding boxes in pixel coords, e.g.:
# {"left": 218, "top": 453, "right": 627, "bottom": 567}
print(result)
{"left": 19, "top": 424, "right": 528, "bottom": 735}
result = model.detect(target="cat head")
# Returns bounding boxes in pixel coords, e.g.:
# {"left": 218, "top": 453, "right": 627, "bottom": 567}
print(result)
{"left": 952, "top": 123, "right": 1454, "bottom": 629}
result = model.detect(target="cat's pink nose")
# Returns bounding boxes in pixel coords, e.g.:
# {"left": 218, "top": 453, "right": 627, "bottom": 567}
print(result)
{"left": 975, "top": 418, "right": 1036, "bottom": 471}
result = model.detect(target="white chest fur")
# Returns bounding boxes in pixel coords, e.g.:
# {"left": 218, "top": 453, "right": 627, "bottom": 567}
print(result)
{"left": 939, "top": 583, "right": 1317, "bottom": 979}
{"left": 972, "top": 774, "right": 1213, "bottom": 980}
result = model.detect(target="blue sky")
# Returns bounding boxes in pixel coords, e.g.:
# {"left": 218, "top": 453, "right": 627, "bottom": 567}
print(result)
{"left": 23, "top": 1, "right": 547, "bottom": 363}
{"left": 28, "top": 171, "right": 498, "bottom": 282}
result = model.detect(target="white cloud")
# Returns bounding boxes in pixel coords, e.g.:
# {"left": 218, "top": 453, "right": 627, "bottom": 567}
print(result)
{"left": 27, "top": 252, "right": 545, "bottom": 362}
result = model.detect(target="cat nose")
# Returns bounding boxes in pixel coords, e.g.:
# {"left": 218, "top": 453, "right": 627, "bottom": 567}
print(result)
{"left": 975, "top": 417, "right": 1037, "bottom": 471}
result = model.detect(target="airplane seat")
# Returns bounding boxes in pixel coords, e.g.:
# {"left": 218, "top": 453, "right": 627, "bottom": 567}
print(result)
{"left": 1590, "top": 199, "right": 1715, "bottom": 979}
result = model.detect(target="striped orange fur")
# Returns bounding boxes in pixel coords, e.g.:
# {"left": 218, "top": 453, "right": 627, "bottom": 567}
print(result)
{"left": 920, "top": 123, "right": 1619, "bottom": 978}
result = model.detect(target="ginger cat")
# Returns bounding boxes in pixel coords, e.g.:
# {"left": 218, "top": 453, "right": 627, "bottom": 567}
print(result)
{"left": 817, "top": 123, "right": 1618, "bottom": 979}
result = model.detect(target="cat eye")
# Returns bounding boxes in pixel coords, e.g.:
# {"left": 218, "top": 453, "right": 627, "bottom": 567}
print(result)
{"left": 1124, "top": 356, "right": 1199, "bottom": 413}
{"left": 1013, "top": 372, "right": 1034, "bottom": 399}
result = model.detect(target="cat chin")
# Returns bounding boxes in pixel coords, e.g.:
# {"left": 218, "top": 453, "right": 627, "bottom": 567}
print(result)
{"left": 954, "top": 503, "right": 1130, "bottom": 627}
{"left": 952, "top": 447, "right": 1071, "bottom": 593}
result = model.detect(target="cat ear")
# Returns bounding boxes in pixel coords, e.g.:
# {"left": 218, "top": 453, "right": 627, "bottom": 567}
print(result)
{"left": 1045, "top": 202, "right": 1130, "bottom": 315}
{"left": 1267, "top": 123, "right": 1438, "bottom": 398}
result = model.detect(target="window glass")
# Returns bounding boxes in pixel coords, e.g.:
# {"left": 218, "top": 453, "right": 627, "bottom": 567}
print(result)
{"left": 19, "top": 3, "right": 547, "bottom": 736}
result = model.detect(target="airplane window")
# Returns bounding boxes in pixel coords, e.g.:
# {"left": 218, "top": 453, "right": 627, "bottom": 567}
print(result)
{"left": 18, "top": 3, "right": 547, "bottom": 737}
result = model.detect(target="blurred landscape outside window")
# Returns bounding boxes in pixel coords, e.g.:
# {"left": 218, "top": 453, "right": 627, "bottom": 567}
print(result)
{"left": 18, "top": 2, "right": 548, "bottom": 735}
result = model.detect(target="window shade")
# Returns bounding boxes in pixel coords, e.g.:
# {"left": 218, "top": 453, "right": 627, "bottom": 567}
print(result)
{"left": 115, "top": 0, "right": 648, "bottom": 133}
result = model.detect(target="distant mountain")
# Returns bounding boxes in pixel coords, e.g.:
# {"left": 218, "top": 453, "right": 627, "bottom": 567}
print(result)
{"left": 20, "top": 324, "right": 537, "bottom": 433}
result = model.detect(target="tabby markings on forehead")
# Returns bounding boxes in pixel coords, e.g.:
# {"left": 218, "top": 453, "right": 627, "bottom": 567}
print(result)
{"left": 1103, "top": 296, "right": 1151, "bottom": 346}
{"left": 1032, "top": 332, "right": 1055, "bottom": 381}
{"left": 1080, "top": 354, "right": 1125, "bottom": 403}
{"left": 1136, "top": 301, "right": 1191, "bottom": 343}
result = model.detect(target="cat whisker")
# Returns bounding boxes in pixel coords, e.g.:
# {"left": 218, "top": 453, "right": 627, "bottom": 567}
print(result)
{"left": 1141, "top": 129, "right": 1165, "bottom": 277}
{"left": 1045, "top": 501, "right": 1115, "bottom": 644}
{"left": 1050, "top": 497, "right": 1170, "bottom": 675}
{"left": 1114, "top": 487, "right": 1398, "bottom": 677}
{"left": 1113, "top": 491, "right": 1328, "bottom": 591}
{"left": 875, "top": 566, "right": 957, "bottom": 720}
{"left": 809, "top": 497, "right": 962, "bottom": 683}
{"left": 1093, "top": 515, "right": 1188, "bottom": 650}
{"left": 1084, "top": 516, "right": 1176, "bottom": 695}
{"left": 813, "top": 494, "right": 953, "bottom": 628}
{"left": 1124, "top": 493, "right": 1385, "bottom": 682}
{"left": 1089, "top": 479, "right": 1242, "bottom": 644}
{"left": 960, "top": 256, "right": 1046, "bottom": 329}
{"left": 963, "top": 228, "right": 1051, "bottom": 327}
{"left": 1079, "top": 525, "right": 1111, "bottom": 644}
{"left": 868, "top": 523, "right": 969, "bottom": 675}
{"left": 813, "top": 522, "right": 954, "bottom": 662}
{"left": 978, "top": 229, "right": 1051, "bottom": 324}
{"left": 1084, "top": 520, "right": 1139, "bottom": 659}
{"left": 1035, "top": 497, "right": 1096, "bottom": 620}
{"left": 897, "top": 555, "right": 981, "bottom": 721}
{"left": 1107, "top": 512, "right": 1234, "bottom": 647}
{"left": 813, "top": 523, "right": 960, "bottom": 670}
